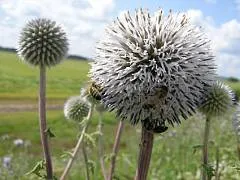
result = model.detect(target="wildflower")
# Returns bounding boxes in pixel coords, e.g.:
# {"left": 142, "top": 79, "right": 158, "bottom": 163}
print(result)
{"left": 3, "top": 156, "right": 11, "bottom": 169}
{"left": 199, "top": 81, "right": 234, "bottom": 117}
{"left": 91, "top": 9, "right": 216, "bottom": 128}
{"left": 13, "top": 139, "right": 24, "bottom": 147}
{"left": 64, "top": 96, "right": 90, "bottom": 122}
{"left": 17, "top": 18, "right": 68, "bottom": 67}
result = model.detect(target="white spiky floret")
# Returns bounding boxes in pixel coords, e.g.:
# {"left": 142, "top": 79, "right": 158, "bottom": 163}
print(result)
{"left": 64, "top": 96, "right": 90, "bottom": 122}
{"left": 91, "top": 9, "right": 216, "bottom": 128}
{"left": 17, "top": 18, "right": 68, "bottom": 67}
{"left": 199, "top": 81, "right": 234, "bottom": 117}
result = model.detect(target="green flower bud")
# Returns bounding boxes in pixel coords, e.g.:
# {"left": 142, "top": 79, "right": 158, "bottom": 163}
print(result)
{"left": 199, "top": 81, "right": 234, "bottom": 117}
{"left": 18, "top": 18, "right": 68, "bottom": 67}
{"left": 64, "top": 96, "right": 90, "bottom": 122}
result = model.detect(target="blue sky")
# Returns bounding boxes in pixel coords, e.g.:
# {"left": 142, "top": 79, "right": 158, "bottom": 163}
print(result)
{"left": 1, "top": 0, "right": 240, "bottom": 77}
{"left": 116, "top": 0, "right": 238, "bottom": 24}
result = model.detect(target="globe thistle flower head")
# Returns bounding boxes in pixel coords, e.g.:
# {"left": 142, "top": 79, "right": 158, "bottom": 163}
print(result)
{"left": 91, "top": 9, "right": 216, "bottom": 128}
{"left": 199, "top": 81, "right": 234, "bottom": 117}
{"left": 233, "top": 104, "right": 240, "bottom": 139}
{"left": 17, "top": 18, "right": 68, "bottom": 67}
{"left": 64, "top": 96, "right": 90, "bottom": 122}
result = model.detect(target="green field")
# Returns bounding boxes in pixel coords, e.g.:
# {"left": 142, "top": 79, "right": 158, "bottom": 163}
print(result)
{"left": 0, "top": 51, "right": 89, "bottom": 101}
{"left": 1, "top": 51, "right": 240, "bottom": 179}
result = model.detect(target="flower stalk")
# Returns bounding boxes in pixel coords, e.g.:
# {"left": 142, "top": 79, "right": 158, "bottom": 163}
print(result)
{"left": 97, "top": 112, "right": 107, "bottom": 180}
{"left": 82, "top": 142, "right": 90, "bottom": 180}
{"left": 202, "top": 116, "right": 211, "bottom": 180}
{"left": 135, "top": 126, "right": 154, "bottom": 180}
{"left": 39, "top": 65, "right": 53, "bottom": 179}
{"left": 108, "top": 120, "right": 124, "bottom": 180}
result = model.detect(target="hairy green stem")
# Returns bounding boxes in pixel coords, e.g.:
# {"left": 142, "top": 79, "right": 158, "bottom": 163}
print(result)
{"left": 60, "top": 105, "right": 94, "bottom": 180}
{"left": 135, "top": 126, "right": 154, "bottom": 180}
{"left": 98, "top": 112, "right": 107, "bottom": 180}
{"left": 202, "top": 117, "right": 211, "bottom": 180}
{"left": 215, "top": 146, "right": 220, "bottom": 180}
{"left": 108, "top": 120, "right": 124, "bottom": 180}
{"left": 82, "top": 142, "right": 90, "bottom": 180}
{"left": 39, "top": 66, "right": 53, "bottom": 179}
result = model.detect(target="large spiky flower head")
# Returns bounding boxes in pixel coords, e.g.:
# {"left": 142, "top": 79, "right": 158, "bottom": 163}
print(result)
{"left": 17, "top": 18, "right": 68, "bottom": 67}
{"left": 199, "top": 81, "right": 234, "bottom": 117}
{"left": 91, "top": 9, "right": 216, "bottom": 129}
{"left": 64, "top": 96, "right": 90, "bottom": 122}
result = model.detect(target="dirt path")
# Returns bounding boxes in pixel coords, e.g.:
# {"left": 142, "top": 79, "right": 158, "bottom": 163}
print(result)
{"left": 0, "top": 104, "right": 63, "bottom": 112}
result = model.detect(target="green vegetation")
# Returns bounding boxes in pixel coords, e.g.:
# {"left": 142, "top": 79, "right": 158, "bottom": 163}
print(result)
{"left": 1, "top": 111, "right": 240, "bottom": 179}
{"left": 0, "top": 51, "right": 89, "bottom": 101}
{"left": 1, "top": 51, "right": 240, "bottom": 179}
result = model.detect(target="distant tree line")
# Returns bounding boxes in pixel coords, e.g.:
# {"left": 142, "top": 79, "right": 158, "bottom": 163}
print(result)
{"left": 0, "top": 46, "right": 90, "bottom": 61}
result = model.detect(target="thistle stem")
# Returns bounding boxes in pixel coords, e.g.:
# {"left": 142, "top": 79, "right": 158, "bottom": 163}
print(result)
{"left": 215, "top": 146, "right": 220, "bottom": 180}
{"left": 60, "top": 105, "right": 94, "bottom": 180}
{"left": 135, "top": 126, "right": 154, "bottom": 180}
{"left": 108, "top": 120, "right": 124, "bottom": 180}
{"left": 82, "top": 142, "right": 90, "bottom": 180}
{"left": 98, "top": 112, "right": 107, "bottom": 180}
{"left": 39, "top": 65, "right": 53, "bottom": 179}
{"left": 202, "top": 117, "right": 211, "bottom": 180}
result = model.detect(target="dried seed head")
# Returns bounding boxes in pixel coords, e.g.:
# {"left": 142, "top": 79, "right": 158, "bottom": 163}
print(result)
{"left": 199, "top": 81, "right": 234, "bottom": 117}
{"left": 64, "top": 96, "right": 90, "bottom": 122}
{"left": 17, "top": 18, "right": 68, "bottom": 67}
{"left": 91, "top": 9, "right": 216, "bottom": 128}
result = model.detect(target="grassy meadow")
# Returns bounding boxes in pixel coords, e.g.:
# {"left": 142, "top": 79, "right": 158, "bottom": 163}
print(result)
{"left": 1, "top": 51, "right": 240, "bottom": 179}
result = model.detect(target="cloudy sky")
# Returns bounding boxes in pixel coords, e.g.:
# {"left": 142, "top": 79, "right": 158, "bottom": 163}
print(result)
{"left": 0, "top": 0, "right": 240, "bottom": 77}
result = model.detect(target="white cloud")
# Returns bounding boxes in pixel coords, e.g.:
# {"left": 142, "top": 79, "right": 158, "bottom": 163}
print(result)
{"left": 187, "top": 9, "right": 240, "bottom": 78}
{"left": 0, "top": 0, "right": 115, "bottom": 57}
{"left": 1, "top": 2, "right": 240, "bottom": 78}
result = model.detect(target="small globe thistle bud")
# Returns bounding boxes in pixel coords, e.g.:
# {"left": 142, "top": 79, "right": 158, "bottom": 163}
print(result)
{"left": 17, "top": 18, "right": 68, "bottom": 67}
{"left": 199, "top": 81, "right": 234, "bottom": 117}
{"left": 233, "top": 104, "right": 240, "bottom": 139}
{"left": 64, "top": 96, "right": 90, "bottom": 122}
{"left": 91, "top": 9, "right": 216, "bottom": 128}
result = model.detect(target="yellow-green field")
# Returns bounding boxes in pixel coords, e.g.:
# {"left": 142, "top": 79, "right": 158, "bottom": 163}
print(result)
{"left": 0, "top": 51, "right": 240, "bottom": 179}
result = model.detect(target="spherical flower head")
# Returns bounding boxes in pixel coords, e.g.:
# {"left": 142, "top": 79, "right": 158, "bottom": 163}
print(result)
{"left": 17, "top": 18, "right": 68, "bottom": 67}
{"left": 64, "top": 96, "right": 90, "bottom": 122}
{"left": 199, "top": 81, "right": 234, "bottom": 117}
{"left": 233, "top": 104, "right": 240, "bottom": 139}
{"left": 91, "top": 9, "right": 216, "bottom": 128}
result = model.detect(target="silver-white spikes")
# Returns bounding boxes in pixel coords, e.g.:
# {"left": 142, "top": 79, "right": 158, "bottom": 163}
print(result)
{"left": 91, "top": 9, "right": 216, "bottom": 128}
